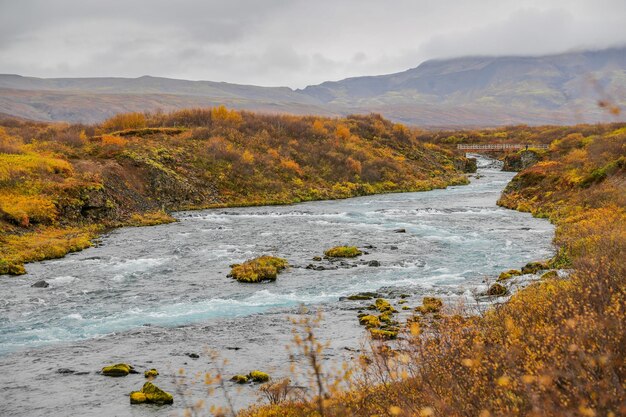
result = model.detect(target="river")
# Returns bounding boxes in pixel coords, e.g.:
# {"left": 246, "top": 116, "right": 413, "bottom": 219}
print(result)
{"left": 0, "top": 156, "right": 554, "bottom": 416}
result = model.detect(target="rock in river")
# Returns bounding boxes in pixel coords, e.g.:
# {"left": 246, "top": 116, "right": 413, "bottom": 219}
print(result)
{"left": 130, "top": 382, "right": 173, "bottom": 405}
{"left": 31, "top": 280, "right": 49, "bottom": 288}
{"left": 101, "top": 363, "right": 135, "bottom": 377}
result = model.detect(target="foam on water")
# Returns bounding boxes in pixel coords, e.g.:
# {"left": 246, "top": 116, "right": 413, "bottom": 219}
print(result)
{"left": 0, "top": 157, "right": 555, "bottom": 357}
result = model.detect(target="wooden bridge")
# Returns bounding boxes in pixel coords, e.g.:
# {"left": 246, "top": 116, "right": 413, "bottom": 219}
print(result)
{"left": 457, "top": 143, "right": 549, "bottom": 151}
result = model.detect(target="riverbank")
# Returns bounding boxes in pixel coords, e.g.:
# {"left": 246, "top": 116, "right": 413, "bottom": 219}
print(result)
{"left": 241, "top": 124, "right": 626, "bottom": 417}
{"left": 0, "top": 110, "right": 472, "bottom": 275}
{"left": 0, "top": 160, "right": 556, "bottom": 417}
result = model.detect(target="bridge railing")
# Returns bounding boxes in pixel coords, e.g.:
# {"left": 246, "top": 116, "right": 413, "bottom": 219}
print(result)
{"left": 457, "top": 143, "right": 549, "bottom": 150}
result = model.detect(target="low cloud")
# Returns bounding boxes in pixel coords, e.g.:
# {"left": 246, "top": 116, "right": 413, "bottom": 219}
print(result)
{"left": 0, "top": 0, "right": 624, "bottom": 87}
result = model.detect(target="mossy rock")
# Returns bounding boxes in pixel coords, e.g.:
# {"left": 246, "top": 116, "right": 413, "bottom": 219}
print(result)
{"left": 248, "top": 370, "right": 270, "bottom": 383}
{"left": 346, "top": 292, "right": 378, "bottom": 301}
{"left": 497, "top": 269, "right": 522, "bottom": 282}
{"left": 540, "top": 270, "right": 558, "bottom": 280}
{"left": 228, "top": 256, "right": 288, "bottom": 283}
{"left": 130, "top": 392, "right": 147, "bottom": 404}
{"left": 358, "top": 315, "right": 380, "bottom": 328}
{"left": 369, "top": 328, "right": 398, "bottom": 340}
{"left": 144, "top": 369, "right": 159, "bottom": 378}
{"left": 487, "top": 283, "right": 509, "bottom": 297}
{"left": 373, "top": 298, "right": 397, "bottom": 313}
{"left": 312, "top": 256, "right": 322, "bottom": 261}
{"left": 401, "top": 306, "right": 411, "bottom": 310}
{"left": 521, "top": 261, "right": 548, "bottom": 275}
{"left": 231, "top": 374, "right": 249, "bottom": 384}
{"left": 324, "top": 246, "right": 362, "bottom": 258}
{"left": 378, "top": 311, "right": 394, "bottom": 324}
{"left": 102, "top": 363, "right": 134, "bottom": 377}
{"left": 415, "top": 297, "right": 443, "bottom": 314}
{"left": 129, "top": 382, "right": 173, "bottom": 405}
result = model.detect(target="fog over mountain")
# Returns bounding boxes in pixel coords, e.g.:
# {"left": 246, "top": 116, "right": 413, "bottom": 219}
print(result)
{"left": 1, "top": 47, "right": 625, "bottom": 126}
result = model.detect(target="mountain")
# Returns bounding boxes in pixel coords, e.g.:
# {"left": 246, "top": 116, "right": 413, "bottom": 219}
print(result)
{"left": 1, "top": 47, "right": 625, "bottom": 126}
{"left": 300, "top": 47, "right": 626, "bottom": 126}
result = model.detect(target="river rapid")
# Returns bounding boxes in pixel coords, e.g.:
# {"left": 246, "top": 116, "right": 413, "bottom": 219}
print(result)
{"left": 0, "top": 156, "right": 554, "bottom": 416}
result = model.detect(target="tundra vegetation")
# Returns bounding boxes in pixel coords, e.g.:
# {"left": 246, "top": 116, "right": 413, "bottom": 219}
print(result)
{"left": 0, "top": 108, "right": 471, "bottom": 275}
{"left": 236, "top": 124, "right": 626, "bottom": 417}
{"left": 229, "top": 256, "right": 288, "bottom": 283}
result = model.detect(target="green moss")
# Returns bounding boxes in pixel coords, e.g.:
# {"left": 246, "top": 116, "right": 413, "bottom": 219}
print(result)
{"left": 369, "top": 328, "right": 398, "bottom": 340}
{"left": 487, "top": 283, "right": 509, "bottom": 297}
{"left": 229, "top": 256, "right": 288, "bottom": 283}
{"left": 130, "top": 392, "right": 147, "bottom": 404}
{"left": 379, "top": 311, "right": 395, "bottom": 324}
{"left": 0, "top": 259, "right": 26, "bottom": 275}
{"left": 102, "top": 363, "right": 133, "bottom": 377}
{"left": 144, "top": 369, "right": 159, "bottom": 378}
{"left": 497, "top": 269, "right": 522, "bottom": 282}
{"left": 346, "top": 292, "right": 378, "bottom": 300}
{"left": 415, "top": 297, "right": 443, "bottom": 314}
{"left": 373, "top": 298, "right": 397, "bottom": 313}
{"left": 521, "top": 261, "right": 549, "bottom": 275}
{"left": 130, "top": 382, "right": 173, "bottom": 405}
{"left": 540, "top": 270, "right": 559, "bottom": 280}
{"left": 231, "top": 374, "right": 249, "bottom": 384}
{"left": 359, "top": 315, "right": 380, "bottom": 328}
{"left": 324, "top": 246, "right": 362, "bottom": 258}
{"left": 402, "top": 306, "right": 411, "bottom": 310}
{"left": 248, "top": 370, "right": 270, "bottom": 383}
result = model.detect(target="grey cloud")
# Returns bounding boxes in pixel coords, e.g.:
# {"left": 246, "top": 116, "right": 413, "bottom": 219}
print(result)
{"left": 0, "top": 0, "right": 625, "bottom": 87}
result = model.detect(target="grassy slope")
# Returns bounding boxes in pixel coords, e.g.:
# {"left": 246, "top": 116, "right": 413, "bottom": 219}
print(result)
{"left": 240, "top": 125, "right": 626, "bottom": 417}
{"left": 0, "top": 108, "right": 471, "bottom": 275}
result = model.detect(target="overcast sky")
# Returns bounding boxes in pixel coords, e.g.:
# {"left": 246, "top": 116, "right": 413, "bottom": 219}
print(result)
{"left": 1, "top": 0, "right": 625, "bottom": 88}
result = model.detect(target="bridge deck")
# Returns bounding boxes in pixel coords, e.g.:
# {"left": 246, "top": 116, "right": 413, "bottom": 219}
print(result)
{"left": 457, "top": 143, "right": 549, "bottom": 150}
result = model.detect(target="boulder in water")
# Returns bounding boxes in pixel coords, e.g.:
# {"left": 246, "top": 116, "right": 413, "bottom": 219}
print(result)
{"left": 497, "top": 269, "right": 522, "bottom": 282}
{"left": 129, "top": 382, "right": 173, "bottom": 405}
{"left": 248, "top": 370, "right": 270, "bottom": 383}
{"left": 324, "top": 246, "right": 362, "bottom": 258}
{"left": 367, "top": 260, "right": 381, "bottom": 267}
{"left": 415, "top": 297, "right": 443, "bottom": 314}
{"left": 487, "top": 283, "right": 508, "bottom": 296}
{"left": 102, "top": 363, "right": 134, "bottom": 377}
{"left": 521, "top": 261, "right": 549, "bottom": 275}
{"left": 231, "top": 374, "right": 249, "bottom": 384}
{"left": 144, "top": 369, "right": 159, "bottom": 378}
{"left": 31, "top": 280, "right": 49, "bottom": 288}
{"left": 394, "top": 228, "right": 406, "bottom": 233}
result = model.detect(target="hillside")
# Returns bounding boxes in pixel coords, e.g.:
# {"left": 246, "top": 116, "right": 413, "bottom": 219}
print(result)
{"left": 240, "top": 124, "right": 626, "bottom": 417}
{"left": 0, "top": 108, "right": 471, "bottom": 275}
{"left": 1, "top": 47, "right": 625, "bottom": 126}
{"left": 302, "top": 47, "right": 626, "bottom": 126}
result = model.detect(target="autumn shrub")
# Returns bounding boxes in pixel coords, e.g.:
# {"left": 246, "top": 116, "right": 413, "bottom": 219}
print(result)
{"left": 0, "top": 226, "right": 96, "bottom": 275}
{"left": 324, "top": 246, "right": 362, "bottom": 258}
{"left": 102, "top": 112, "right": 147, "bottom": 131}
{"left": 229, "top": 256, "right": 288, "bottom": 283}
{"left": 0, "top": 194, "right": 57, "bottom": 226}
{"left": 0, "top": 127, "right": 24, "bottom": 154}
{"left": 240, "top": 125, "right": 626, "bottom": 417}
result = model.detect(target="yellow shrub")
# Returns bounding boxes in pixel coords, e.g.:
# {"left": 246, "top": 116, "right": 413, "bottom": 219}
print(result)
{"left": 0, "top": 193, "right": 57, "bottom": 226}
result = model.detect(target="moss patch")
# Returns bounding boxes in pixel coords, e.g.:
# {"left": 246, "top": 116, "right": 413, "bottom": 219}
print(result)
{"left": 229, "top": 256, "right": 288, "bottom": 283}
{"left": 415, "top": 297, "right": 443, "bottom": 314}
{"left": 129, "top": 382, "right": 173, "bottom": 405}
{"left": 324, "top": 246, "right": 362, "bottom": 258}
{"left": 102, "top": 363, "right": 133, "bottom": 377}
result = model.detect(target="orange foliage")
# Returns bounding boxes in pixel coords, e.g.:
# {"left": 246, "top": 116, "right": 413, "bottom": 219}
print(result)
{"left": 102, "top": 112, "right": 146, "bottom": 131}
